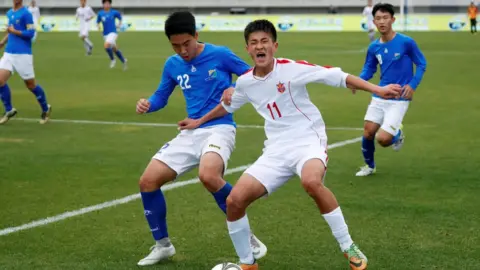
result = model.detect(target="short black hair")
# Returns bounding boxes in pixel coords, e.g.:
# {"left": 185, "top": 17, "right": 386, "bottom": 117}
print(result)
{"left": 102, "top": 0, "right": 111, "bottom": 3}
{"left": 244, "top": 19, "right": 277, "bottom": 44}
{"left": 164, "top": 11, "right": 196, "bottom": 39}
{"left": 372, "top": 3, "right": 395, "bottom": 17}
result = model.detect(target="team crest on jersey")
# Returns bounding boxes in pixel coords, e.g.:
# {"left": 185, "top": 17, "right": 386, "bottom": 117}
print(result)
{"left": 394, "top": 53, "right": 401, "bottom": 60}
{"left": 277, "top": 82, "right": 286, "bottom": 93}
{"left": 205, "top": 69, "right": 217, "bottom": 81}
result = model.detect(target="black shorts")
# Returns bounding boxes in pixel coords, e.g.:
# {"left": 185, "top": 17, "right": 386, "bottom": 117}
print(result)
{"left": 471, "top": 18, "right": 477, "bottom": 26}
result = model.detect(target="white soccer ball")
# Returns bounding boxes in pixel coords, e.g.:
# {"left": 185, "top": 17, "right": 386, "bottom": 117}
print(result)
{"left": 211, "top": 262, "right": 242, "bottom": 270}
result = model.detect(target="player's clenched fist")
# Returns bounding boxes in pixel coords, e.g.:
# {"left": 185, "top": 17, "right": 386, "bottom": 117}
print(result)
{"left": 136, "top": 98, "right": 151, "bottom": 114}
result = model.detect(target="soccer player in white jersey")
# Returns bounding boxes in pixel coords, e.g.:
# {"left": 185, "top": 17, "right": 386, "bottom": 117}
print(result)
{"left": 76, "top": 0, "right": 96, "bottom": 55}
{"left": 27, "top": 0, "right": 40, "bottom": 43}
{"left": 363, "top": 0, "right": 376, "bottom": 42}
{"left": 178, "top": 20, "right": 402, "bottom": 270}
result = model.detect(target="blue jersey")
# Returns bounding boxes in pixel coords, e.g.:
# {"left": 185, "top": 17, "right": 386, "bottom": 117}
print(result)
{"left": 148, "top": 43, "right": 251, "bottom": 128}
{"left": 5, "top": 7, "right": 35, "bottom": 55}
{"left": 96, "top": 9, "right": 121, "bottom": 35}
{"left": 360, "top": 33, "right": 427, "bottom": 101}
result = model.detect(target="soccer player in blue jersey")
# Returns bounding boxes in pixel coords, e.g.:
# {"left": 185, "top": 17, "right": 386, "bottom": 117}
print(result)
{"left": 0, "top": 0, "right": 51, "bottom": 125}
{"left": 96, "top": 0, "right": 127, "bottom": 70}
{"left": 134, "top": 11, "right": 267, "bottom": 266}
{"left": 355, "top": 3, "right": 427, "bottom": 176}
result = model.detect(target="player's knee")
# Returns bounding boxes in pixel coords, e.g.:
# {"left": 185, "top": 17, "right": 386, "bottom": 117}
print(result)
{"left": 376, "top": 132, "right": 392, "bottom": 147}
{"left": 198, "top": 169, "right": 223, "bottom": 190}
{"left": 26, "top": 81, "right": 36, "bottom": 90}
{"left": 363, "top": 129, "right": 376, "bottom": 140}
{"left": 301, "top": 177, "right": 324, "bottom": 197}
{"left": 138, "top": 175, "right": 156, "bottom": 192}
{"left": 226, "top": 192, "right": 247, "bottom": 212}
{"left": 104, "top": 43, "right": 111, "bottom": 49}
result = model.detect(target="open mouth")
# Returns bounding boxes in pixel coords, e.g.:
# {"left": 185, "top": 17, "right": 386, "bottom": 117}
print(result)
{"left": 256, "top": 52, "right": 266, "bottom": 59}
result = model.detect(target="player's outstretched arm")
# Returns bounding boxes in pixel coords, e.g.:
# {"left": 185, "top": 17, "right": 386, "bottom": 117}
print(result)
{"left": 346, "top": 75, "right": 402, "bottom": 99}
{"left": 178, "top": 104, "right": 229, "bottom": 130}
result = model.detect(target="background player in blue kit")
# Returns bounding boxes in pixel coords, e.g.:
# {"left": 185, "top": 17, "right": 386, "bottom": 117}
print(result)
{"left": 134, "top": 11, "right": 267, "bottom": 266}
{"left": 97, "top": 0, "right": 127, "bottom": 70}
{"left": 354, "top": 3, "right": 427, "bottom": 177}
{"left": 0, "top": 0, "right": 51, "bottom": 125}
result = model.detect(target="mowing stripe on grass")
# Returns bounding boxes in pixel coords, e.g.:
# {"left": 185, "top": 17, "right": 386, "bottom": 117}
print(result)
{"left": 0, "top": 137, "right": 362, "bottom": 236}
{"left": 15, "top": 117, "right": 363, "bottom": 131}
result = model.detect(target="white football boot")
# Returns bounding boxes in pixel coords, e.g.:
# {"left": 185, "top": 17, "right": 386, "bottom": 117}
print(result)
{"left": 355, "top": 165, "right": 376, "bottom": 177}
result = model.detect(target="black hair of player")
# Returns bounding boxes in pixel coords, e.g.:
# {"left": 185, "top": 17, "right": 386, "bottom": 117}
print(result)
{"left": 243, "top": 19, "right": 277, "bottom": 44}
{"left": 164, "top": 11, "right": 196, "bottom": 39}
{"left": 372, "top": 3, "right": 395, "bottom": 17}
{"left": 102, "top": 0, "right": 112, "bottom": 3}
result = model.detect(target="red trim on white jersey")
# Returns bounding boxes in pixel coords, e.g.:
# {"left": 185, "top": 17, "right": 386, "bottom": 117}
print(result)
{"left": 242, "top": 67, "right": 254, "bottom": 75}
{"left": 287, "top": 81, "right": 321, "bottom": 139}
{"left": 276, "top": 58, "right": 334, "bottom": 69}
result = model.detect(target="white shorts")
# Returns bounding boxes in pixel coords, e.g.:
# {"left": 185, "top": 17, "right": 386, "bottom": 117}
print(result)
{"left": 364, "top": 97, "right": 410, "bottom": 135}
{"left": 103, "top": 33, "right": 118, "bottom": 46}
{"left": 152, "top": 125, "right": 236, "bottom": 176}
{"left": 0, "top": 53, "right": 35, "bottom": 80}
{"left": 79, "top": 26, "right": 90, "bottom": 37}
{"left": 245, "top": 138, "right": 328, "bottom": 195}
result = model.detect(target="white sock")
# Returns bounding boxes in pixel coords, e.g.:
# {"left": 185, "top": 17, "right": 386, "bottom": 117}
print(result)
{"left": 227, "top": 215, "right": 255, "bottom": 265}
{"left": 323, "top": 207, "right": 353, "bottom": 251}
{"left": 83, "top": 41, "right": 90, "bottom": 52}
{"left": 84, "top": 38, "right": 93, "bottom": 47}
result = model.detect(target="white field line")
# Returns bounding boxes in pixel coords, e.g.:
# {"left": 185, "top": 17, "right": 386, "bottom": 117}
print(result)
{"left": 15, "top": 117, "right": 363, "bottom": 131}
{"left": 0, "top": 137, "right": 362, "bottom": 237}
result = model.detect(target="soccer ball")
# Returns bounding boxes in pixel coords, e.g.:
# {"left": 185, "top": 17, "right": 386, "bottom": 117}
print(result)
{"left": 211, "top": 262, "right": 242, "bottom": 270}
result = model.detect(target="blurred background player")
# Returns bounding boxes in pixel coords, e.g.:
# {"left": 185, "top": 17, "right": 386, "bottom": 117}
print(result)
{"left": 134, "top": 11, "right": 266, "bottom": 266}
{"left": 76, "top": 0, "right": 96, "bottom": 55}
{"left": 27, "top": 0, "right": 40, "bottom": 43}
{"left": 97, "top": 0, "right": 127, "bottom": 69}
{"left": 363, "top": 0, "right": 376, "bottom": 42}
{"left": 355, "top": 3, "right": 427, "bottom": 177}
{"left": 0, "top": 0, "right": 51, "bottom": 125}
{"left": 468, "top": 1, "right": 478, "bottom": 34}
{"left": 178, "top": 19, "right": 402, "bottom": 270}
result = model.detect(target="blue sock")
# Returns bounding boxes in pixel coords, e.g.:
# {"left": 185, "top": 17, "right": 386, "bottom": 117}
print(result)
{"left": 391, "top": 129, "right": 402, "bottom": 144}
{"left": 30, "top": 85, "right": 49, "bottom": 112}
{"left": 115, "top": 49, "right": 126, "bottom": 63}
{"left": 140, "top": 190, "right": 168, "bottom": 241}
{"left": 0, "top": 84, "right": 13, "bottom": 112}
{"left": 105, "top": 48, "right": 114, "bottom": 60}
{"left": 212, "top": 182, "right": 232, "bottom": 214}
{"left": 362, "top": 137, "right": 375, "bottom": 169}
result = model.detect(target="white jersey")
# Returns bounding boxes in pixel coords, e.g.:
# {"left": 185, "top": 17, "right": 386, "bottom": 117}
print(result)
{"left": 28, "top": 6, "right": 40, "bottom": 26}
{"left": 223, "top": 58, "right": 349, "bottom": 147}
{"left": 363, "top": 6, "right": 374, "bottom": 24}
{"left": 76, "top": 6, "right": 96, "bottom": 29}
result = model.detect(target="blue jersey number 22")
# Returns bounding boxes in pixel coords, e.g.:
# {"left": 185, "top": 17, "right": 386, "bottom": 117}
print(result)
{"left": 177, "top": 74, "right": 191, "bottom": 90}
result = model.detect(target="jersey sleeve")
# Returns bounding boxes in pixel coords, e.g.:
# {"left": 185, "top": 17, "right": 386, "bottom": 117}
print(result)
{"left": 359, "top": 46, "right": 378, "bottom": 81}
{"left": 21, "top": 11, "right": 36, "bottom": 39}
{"left": 89, "top": 7, "right": 96, "bottom": 18}
{"left": 220, "top": 47, "right": 251, "bottom": 77}
{"left": 115, "top": 10, "right": 122, "bottom": 21}
{"left": 147, "top": 60, "right": 178, "bottom": 113}
{"left": 406, "top": 38, "right": 427, "bottom": 90}
{"left": 291, "top": 61, "right": 348, "bottom": 88}
{"left": 96, "top": 12, "right": 101, "bottom": 24}
{"left": 221, "top": 81, "right": 249, "bottom": 113}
